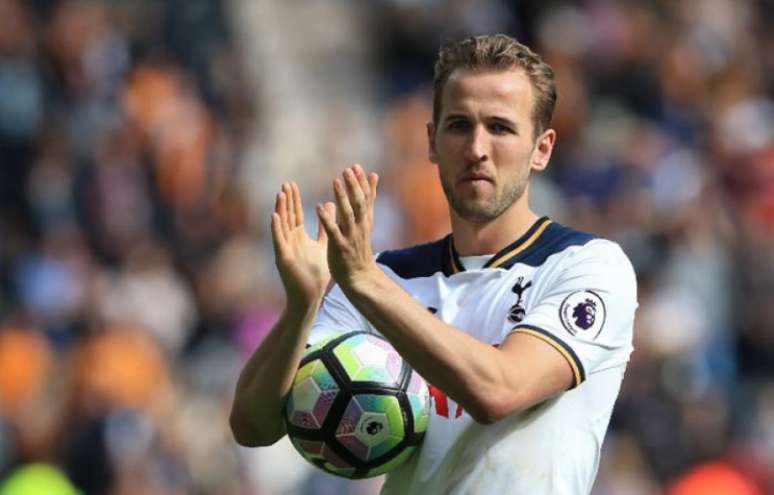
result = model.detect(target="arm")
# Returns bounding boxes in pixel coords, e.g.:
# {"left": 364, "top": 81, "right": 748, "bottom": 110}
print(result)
{"left": 230, "top": 182, "right": 331, "bottom": 446}
{"left": 316, "top": 165, "right": 573, "bottom": 424}
{"left": 342, "top": 268, "right": 573, "bottom": 424}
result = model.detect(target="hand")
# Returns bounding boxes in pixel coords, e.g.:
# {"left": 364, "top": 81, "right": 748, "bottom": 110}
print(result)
{"left": 316, "top": 164, "right": 380, "bottom": 292}
{"left": 271, "top": 182, "right": 330, "bottom": 310}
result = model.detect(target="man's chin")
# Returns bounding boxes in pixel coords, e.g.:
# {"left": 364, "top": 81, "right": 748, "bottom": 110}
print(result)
{"left": 451, "top": 201, "right": 500, "bottom": 224}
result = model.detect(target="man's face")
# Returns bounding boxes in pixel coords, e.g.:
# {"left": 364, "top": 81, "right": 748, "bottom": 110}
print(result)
{"left": 428, "top": 68, "right": 552, "bottom": 224}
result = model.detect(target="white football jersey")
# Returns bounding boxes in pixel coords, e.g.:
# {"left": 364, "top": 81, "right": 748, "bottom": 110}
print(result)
{"left": 309, "top": 217, "right": 637, "bottom": 494}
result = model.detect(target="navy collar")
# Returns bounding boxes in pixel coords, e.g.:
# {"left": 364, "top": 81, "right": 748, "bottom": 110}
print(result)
{"left": 443, "top": 217, "right": 553, "bottom": 274}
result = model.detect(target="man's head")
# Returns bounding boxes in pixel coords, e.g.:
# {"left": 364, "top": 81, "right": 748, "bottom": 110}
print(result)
{"left": 428, "top": 35, "right": 558, "bottom": 225}
{"left": 432, "top": 34, "right": 556, "bottom": 140}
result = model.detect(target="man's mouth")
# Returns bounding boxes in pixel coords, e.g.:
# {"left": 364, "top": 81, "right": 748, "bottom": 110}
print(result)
{"left": 458, "top": 172, "right": 493, "bottom": 184}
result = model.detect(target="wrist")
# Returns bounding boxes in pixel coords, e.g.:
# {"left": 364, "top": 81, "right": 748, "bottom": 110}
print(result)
{"left": 341, "top": 263, "right": 385, "bottom": 300}
{"left": 284, "top": 296, "right": 324, "bottom": 324}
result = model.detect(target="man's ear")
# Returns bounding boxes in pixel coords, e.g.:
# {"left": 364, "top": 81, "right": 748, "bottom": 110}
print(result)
{"left": 531, "top": 128, "right": 556, "bottom": 172}
{"left": 427, "top": 122, "right": 438, "bottom": 164}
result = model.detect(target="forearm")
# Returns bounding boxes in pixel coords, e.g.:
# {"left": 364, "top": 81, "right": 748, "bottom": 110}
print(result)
{"left": 230, "top": 299, "right": 321, "bottom": 446}
{"left": 344, "top": 268, "right": 508, "bottom": 423}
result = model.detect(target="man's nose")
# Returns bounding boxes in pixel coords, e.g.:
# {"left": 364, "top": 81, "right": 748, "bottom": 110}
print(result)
{"left": 464, "top": 125, "right": 489, "bottom": 163}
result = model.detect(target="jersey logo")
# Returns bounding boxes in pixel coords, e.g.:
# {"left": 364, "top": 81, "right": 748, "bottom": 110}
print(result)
{"left": 559, "top": 290, "right": 606, "bottom": 339}
{"left": 507, "top": 277, "right": 532, "bottom": 323}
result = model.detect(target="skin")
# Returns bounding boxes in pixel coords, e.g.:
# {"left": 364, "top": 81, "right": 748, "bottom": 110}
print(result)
{"left": 429, "top": 68, "right": 555, "bottom": 255}
{"left": 230, "top": 67, "right": 573, "bottom": 447}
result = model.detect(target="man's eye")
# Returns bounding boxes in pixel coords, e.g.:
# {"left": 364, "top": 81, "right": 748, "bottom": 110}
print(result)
{"left": 447, "top": 120, "right": 470, "bottom": 131}
{"left": 490, "top": 123, "right": 513, "bottom": 134}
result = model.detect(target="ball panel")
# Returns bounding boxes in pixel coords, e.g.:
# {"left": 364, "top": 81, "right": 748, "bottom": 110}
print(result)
{"left": 296, "top": 439, "right": 324, "bottom": 456}
{"left": 353, "top": 394, "right": 404, "bottom": 460}
{"left": 289, "top": 377, "right": 322, "bottom": 428}
{"left": 365, "top": 445, "right": 418, "bottom": 477}
{"left": 287, "top": 359, "right": 340, "bottom": 429}
{"left": 355, "top": 367, "right": 392, "bottom": 383}
{"left": 354, "top": 411, "right": 390, "bottom": 448}
{"left": 311, "top": 361, "right": 339, "bottom": 392}
{"left": 385, "top": 352, "right": 402, "bottom": 383}
{"left": 321, "top": 445, "right": 356, "bottom": 477}
{"left": 386, "top": 399, "right": 406, "bottom": 439}
{"left": 351, "top": 339, "right": 400, "bottom": 384}
{"left": 335, "top": 397, "right": 363, "bottom": 437}
{"left": 293, "top": 359, "right": 319, "bottom": 386}
{"left": 406, "top": 371, "right": 425, "bottom": 394}
{"left": 312, "top": 390, "right": 338, "bottom": 426}
{"left": 333, "top": 339, "right": 364, "bottom": 381}
{"left": 408, "top": 393, "right": 430, "bottom": 433}
{"left": 290, "top": 410, "right": 317, "bottom": 429}
{"left": 368, "top": 435, "right": 403, "bottom": 460}
{"left": 337, "top": 435, "right": 369, "bottom": 461}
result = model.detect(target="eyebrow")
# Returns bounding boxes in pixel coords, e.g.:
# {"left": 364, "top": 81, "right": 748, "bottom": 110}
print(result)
{"left": 443, "top": 113, "right": 518, "bottom": 128}
{"left": 443, "top": 113, "right": 471, "bottom": 122}
{"left": 488, "top": 116, "right": 518, "bottom": 130}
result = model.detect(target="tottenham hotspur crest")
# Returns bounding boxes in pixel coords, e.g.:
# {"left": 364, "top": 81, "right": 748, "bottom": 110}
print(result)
{"left": 507, "top": 277, "right": 532, "bottom": 323}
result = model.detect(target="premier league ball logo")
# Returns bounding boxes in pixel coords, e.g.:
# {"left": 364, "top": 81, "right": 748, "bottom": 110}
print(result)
{"left": 560, "top": 290, "right": 606, "bottom": 338}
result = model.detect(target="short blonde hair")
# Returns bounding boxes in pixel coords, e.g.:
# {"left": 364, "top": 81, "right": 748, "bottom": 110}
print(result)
{"left": 433, "top": 34, "right": 557, "bottom": 137}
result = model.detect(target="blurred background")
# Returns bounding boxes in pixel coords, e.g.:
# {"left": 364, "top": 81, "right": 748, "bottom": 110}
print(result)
{"left": 0, "top": 0, "right": 772, "bottom": 494}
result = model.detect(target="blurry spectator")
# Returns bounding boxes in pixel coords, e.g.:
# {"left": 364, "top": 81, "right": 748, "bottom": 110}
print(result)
{"left": 97, "top": 240, "right": 197, "bottom": 354}
{"left": 667, "top": 461, "right": 761, "bottom": 495}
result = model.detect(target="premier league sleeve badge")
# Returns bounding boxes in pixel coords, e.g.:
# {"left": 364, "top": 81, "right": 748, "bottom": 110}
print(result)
{"left": 559, "top": 290, "right": 606, "bottom": 339}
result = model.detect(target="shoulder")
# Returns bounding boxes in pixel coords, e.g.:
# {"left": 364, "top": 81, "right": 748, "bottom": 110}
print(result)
{"left": 550, "top": 236, "right": 637, "bottom": 299}
{"left": 376, "top": 237, "right": 449, "bottom": 279}
{"left": 519, "top": 222, "right": 598, "bottom": 268}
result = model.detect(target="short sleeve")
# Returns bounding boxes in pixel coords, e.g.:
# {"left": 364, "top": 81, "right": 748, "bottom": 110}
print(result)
{"left": 512, "top": 240, "right": 637, "bottom": 388}
{"left": 308, "top": 283, "right": 370, "bottom": 346}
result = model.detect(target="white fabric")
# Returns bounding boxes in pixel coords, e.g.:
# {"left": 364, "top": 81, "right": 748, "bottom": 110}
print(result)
{"left": 457, "top": 254, "right": 494, "bottom": 270}
{"left": 308, "top": 238, "right": 637, "bottom": 495}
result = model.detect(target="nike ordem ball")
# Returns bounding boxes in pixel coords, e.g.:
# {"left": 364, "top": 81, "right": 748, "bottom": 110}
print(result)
{"left": 285, "top": 331, "right": 430, "bottom": 479}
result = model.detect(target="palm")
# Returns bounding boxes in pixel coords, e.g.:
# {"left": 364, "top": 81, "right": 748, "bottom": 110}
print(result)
{"left": 272, "top": 182, "right": 330, "bottom": 307}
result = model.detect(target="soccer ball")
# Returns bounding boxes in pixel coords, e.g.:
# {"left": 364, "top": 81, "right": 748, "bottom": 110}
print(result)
{"left": 285, "top": 331, "right": 430, "bottom": 479}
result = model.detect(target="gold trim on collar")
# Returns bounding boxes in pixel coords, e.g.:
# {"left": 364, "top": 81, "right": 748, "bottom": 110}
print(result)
{"left": 448, "top": 240, "right": 462, "bottom": 274}
{"left": 488, "top": 220, "right": 552, "bottom": 269}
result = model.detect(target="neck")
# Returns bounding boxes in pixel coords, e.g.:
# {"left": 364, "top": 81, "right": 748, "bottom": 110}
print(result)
{"left": 449, "top": 190, "right": 539, "bottom": 256}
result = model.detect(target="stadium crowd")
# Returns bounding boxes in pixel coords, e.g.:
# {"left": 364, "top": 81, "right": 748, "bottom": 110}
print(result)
{"left": 0, "top": 0, "right": 771, "bottom": 494}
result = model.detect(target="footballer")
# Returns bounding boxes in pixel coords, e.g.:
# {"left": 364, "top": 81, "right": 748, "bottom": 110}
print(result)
{"left": 231, "top": 34, "right": 637, "bottom": 494}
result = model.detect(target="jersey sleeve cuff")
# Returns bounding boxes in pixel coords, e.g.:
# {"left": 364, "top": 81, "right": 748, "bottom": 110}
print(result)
{"left": 509, "top": 324, "right": 586, "bottom": 388}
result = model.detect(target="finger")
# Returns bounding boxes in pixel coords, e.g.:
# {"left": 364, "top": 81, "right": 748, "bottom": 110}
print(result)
{"left": 333, "top": 178, "right": 355, "bottom": 233}
{"left": 316, "top": 217, "right": 327, "bottom": 243}
{"left": 343, "top": 168, "right": 366, "bottom": 221}
{"left": 283, "top": 182, "right": 296, "bottom": 229}
{"left": 317, "top": 202, "right": 345, "bottom": 246}
{"left": 291, "top": 182, "right": 304, "bottom": 227}
{"left": 277, "top": 191, "right": 290, "bottom": 234}
{"left": 270, "top": 212, "right": 286, "bottom": 254}
{"left": 353, "top": 164, "right": 371, "bottom": 197}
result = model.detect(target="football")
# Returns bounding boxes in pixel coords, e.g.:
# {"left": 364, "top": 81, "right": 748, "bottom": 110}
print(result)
{"left": 284, "top": 331, "right": 430, "bottom": 478}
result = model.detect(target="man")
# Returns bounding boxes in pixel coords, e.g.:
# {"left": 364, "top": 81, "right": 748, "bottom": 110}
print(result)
{"left": 230, "top": 34, "right": 637, "bottom": 494}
